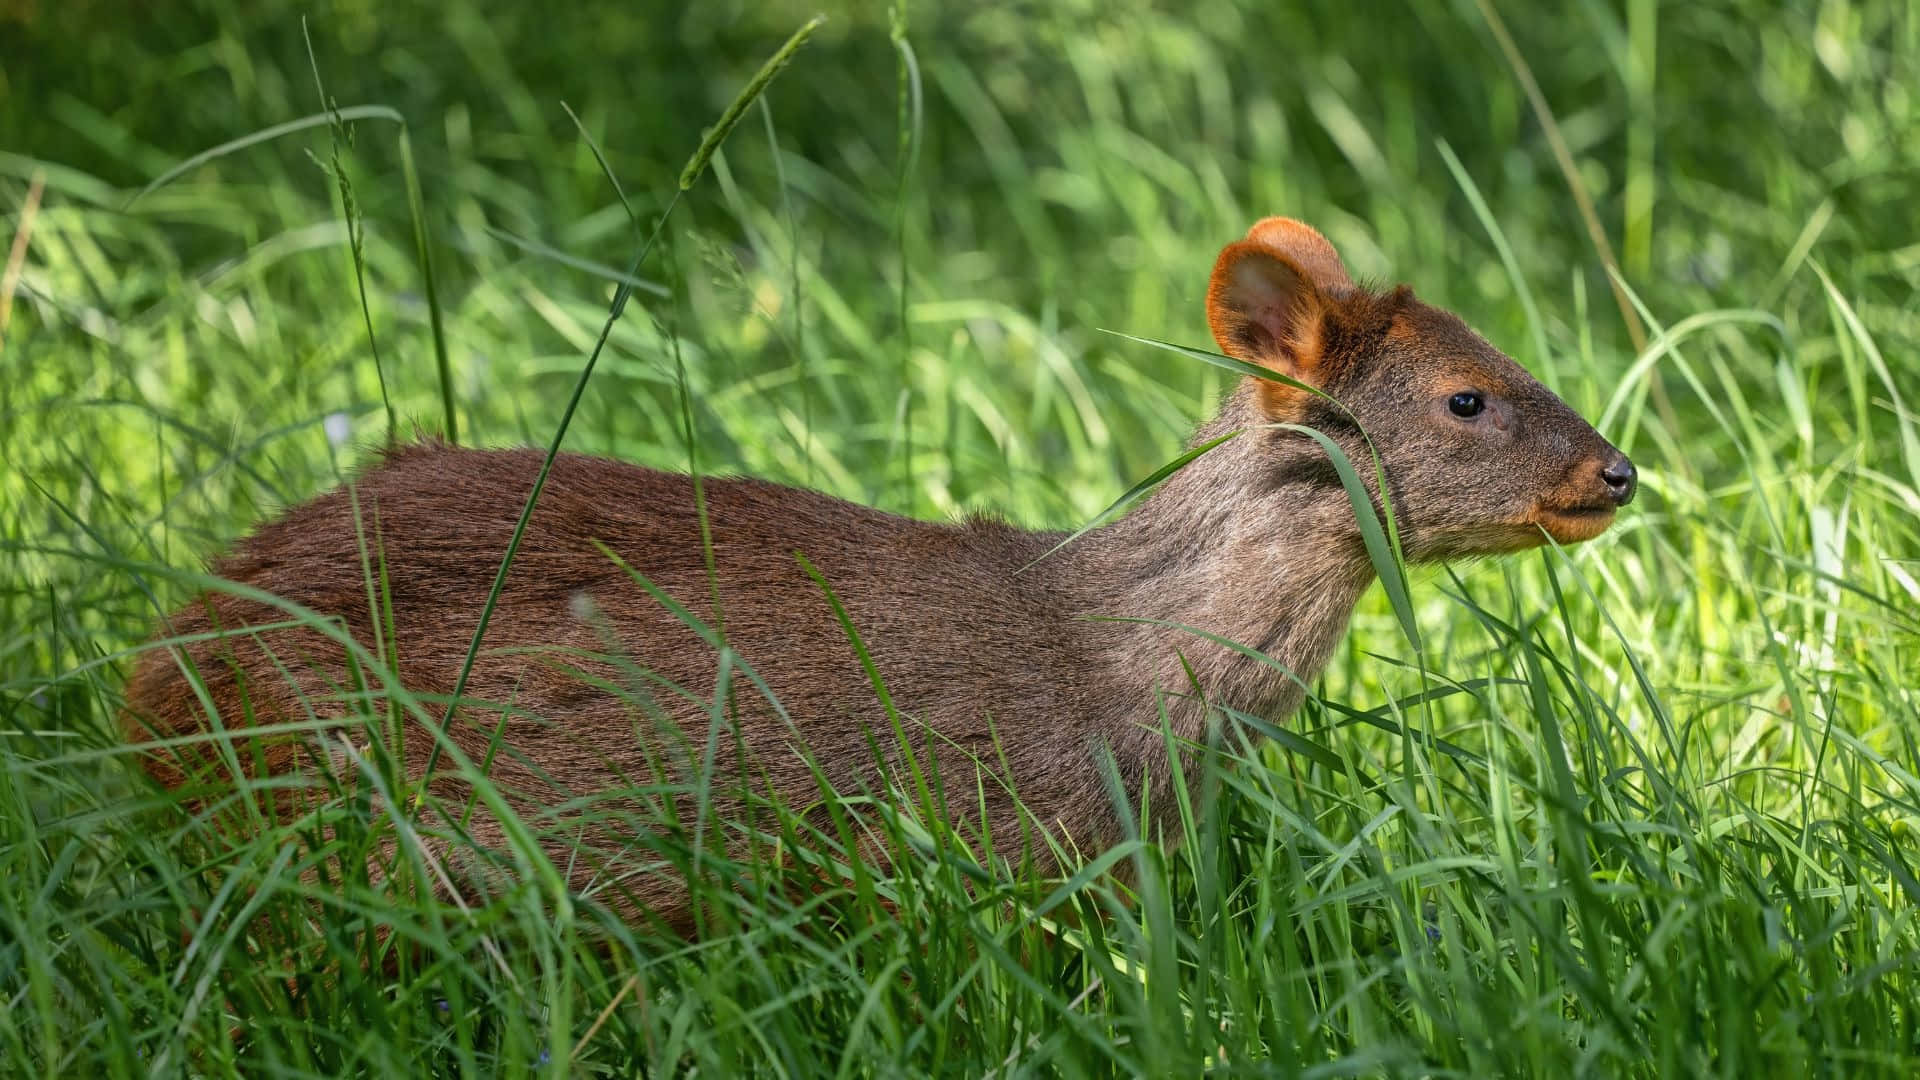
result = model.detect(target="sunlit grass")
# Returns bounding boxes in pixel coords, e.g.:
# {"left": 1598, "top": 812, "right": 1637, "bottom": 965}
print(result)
{"left": 3, "top": 0, "right": 1918, "bottom": 1074}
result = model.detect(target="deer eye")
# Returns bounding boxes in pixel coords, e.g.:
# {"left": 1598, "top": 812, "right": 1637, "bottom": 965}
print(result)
{"left": 1448, "top": 391, "right": 1485, "bottom": 418}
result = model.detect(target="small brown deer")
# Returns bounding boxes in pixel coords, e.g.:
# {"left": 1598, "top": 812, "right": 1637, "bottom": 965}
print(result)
{"left": 123, "top": 217, "right": 1636, "bottom": 931}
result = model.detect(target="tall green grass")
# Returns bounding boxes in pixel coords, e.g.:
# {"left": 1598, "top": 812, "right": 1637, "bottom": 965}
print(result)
{"left": 3, "top": 0, "right": 1918, "bottom": 1074}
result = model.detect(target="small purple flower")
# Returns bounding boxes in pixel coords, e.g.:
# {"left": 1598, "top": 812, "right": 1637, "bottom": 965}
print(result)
{"left": 1425, "top": 923, "right": 1442, "bottom": 943}
{"left": 537, "top": 1048, "right": 551, "bottom": 1066}
{"left": 436, "top": 999, "right": 450, "bottom": 1014}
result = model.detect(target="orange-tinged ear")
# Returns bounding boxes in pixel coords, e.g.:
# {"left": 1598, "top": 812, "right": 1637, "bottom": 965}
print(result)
{"left": 1206, "top": 217, "right": 1355, "bottom": 420}
{"left": 1243, "top": 216, "right": 1354, "bottom": 294}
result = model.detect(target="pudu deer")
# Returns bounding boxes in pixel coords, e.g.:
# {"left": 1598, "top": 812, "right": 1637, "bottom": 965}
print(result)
{"left": 123, "top": 217, "right": 1637, "bottom": 932}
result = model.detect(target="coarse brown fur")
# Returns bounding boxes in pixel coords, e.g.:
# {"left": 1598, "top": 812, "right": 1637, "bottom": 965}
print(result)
{"left": 121, "top": 217, "right": 1637, "bottom": 934}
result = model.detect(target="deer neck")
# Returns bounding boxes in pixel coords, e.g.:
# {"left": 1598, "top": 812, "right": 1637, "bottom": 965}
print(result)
{"left": 1060, "top": 386, "right": 1378, "bottom": 735}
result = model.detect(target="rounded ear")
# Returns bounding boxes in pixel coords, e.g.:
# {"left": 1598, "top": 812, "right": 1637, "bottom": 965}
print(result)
{"left": 1206, "top": 217, "right": 1355, "bottom": 419}
{"left": 1207, "top": 242, "right": 1327, "bottom": 383}
{"left": 1243, "top": 216, "right": 1355, "bottom": 295}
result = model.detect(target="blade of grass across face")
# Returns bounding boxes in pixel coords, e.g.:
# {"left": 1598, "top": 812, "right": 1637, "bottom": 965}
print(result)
{"left": 1104, "top": 331, "right": 1410, "bottom": 558}
{"left": 1100, "top": 331, "right": 1420, "bottom": 650}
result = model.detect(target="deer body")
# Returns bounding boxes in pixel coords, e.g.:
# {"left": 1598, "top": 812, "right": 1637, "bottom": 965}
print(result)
{"left": 123, "top": 218, "right": 1635, "bottom": 931}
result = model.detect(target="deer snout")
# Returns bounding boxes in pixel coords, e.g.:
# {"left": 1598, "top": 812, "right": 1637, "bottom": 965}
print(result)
{"left": 1600, "top": 453, "right": 1637, "bottom": 507}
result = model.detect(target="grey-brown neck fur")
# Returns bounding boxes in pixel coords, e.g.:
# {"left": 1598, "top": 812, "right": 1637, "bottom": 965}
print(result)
{"left": 1060, "top": 383, "right": 1376, "bottom": 747}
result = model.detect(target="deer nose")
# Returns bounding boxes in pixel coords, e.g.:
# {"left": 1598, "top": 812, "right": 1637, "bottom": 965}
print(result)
{"left": 1601, "top": 455, "right": 1637, "bottom": 506}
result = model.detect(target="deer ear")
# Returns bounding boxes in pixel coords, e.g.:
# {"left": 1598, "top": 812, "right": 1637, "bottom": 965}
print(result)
{"left": 1243, "top": 216, "right": 1355, "bottom": 295}
{"left": 1206, "top": 218, "right": 1356, "bottom": 420}
{"left": 1207, "top": 242, "right": 1329, "bottom": 418}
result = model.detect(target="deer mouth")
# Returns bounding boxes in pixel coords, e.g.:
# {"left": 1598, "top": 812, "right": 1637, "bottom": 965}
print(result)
{"left": 1530, "top": 504, "right": 1618, "bottom": 544}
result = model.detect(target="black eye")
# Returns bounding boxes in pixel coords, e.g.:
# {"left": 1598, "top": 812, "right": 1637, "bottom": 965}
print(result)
{"left": 1448, "top": 392, "right": 1485, "bottom": 418}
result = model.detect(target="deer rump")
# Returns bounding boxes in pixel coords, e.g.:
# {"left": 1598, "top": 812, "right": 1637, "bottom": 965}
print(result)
{"left": 123, "top": 444, "right": 1118, "bottom": 928}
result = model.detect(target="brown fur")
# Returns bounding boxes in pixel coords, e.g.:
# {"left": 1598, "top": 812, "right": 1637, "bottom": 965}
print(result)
{"left": 121, "top": 217, "right": 1636, "bottom": 933}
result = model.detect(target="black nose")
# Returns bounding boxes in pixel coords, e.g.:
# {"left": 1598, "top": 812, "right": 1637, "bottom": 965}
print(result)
{"left": 1601, "top": 455, "right": 1637, "bottom": 506}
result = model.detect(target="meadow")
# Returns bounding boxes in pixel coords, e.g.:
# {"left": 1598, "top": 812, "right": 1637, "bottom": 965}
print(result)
{"left": 3, "top": 0, "right": 1918, "bottom": 1074}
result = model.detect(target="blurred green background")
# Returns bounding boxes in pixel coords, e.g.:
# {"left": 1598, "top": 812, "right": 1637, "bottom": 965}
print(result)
{"left": 6, "top": 0, "right": 1912, "bottom": 525}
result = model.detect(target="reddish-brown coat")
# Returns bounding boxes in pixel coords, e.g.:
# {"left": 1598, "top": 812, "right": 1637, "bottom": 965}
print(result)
{"left": 122, "top": 218, "right": 1635, "bottom": 932}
